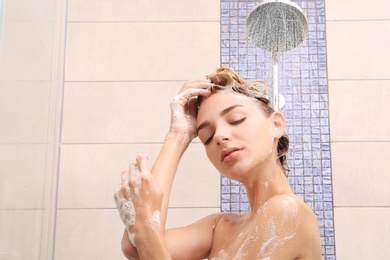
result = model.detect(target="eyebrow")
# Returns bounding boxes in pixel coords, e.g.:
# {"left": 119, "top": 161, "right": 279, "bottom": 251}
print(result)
{"left": 197, "top": 104, "right": 244, "bottom": 132}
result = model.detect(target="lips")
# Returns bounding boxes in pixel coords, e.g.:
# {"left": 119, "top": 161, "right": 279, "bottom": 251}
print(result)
{"left": 221, "top": 147, "right": 242, "bottom": 162}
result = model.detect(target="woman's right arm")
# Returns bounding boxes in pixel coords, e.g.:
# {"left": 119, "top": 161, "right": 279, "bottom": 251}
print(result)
{"left": 119, "top": 80, "right": 213, "bottom": 259}
{"left": 151, "top": 79, "right": 212, "bottom": 230}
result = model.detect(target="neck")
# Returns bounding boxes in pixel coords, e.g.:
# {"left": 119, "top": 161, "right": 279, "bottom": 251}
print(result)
{"left": 241, "top": 164, "right": 292, "bottom": 213}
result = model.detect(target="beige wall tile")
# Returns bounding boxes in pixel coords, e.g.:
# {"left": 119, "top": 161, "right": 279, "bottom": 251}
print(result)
{"left": 326, "top": 0, "right": 390, "bottom": 21}
{"left": 65, "top": 22, "right": 220, "bottom": 81}
{"left": 0, "top": 21, "right": 54, "bottom": 81}
{"left": 3, "top": 0, "right": 55, "bottom": 22}
{"left": 334, "top": 207, "right": 390, "bottom": 259}
{"left": 58, "top": 143, "right": 220, "bottom": 209}
{"left": 326, "top": 21, "right": 390, "bottom": 80}
{"left": 0, "top": 210, "right": 43, "bottom": 259}
{"left": 0, "top": 0, "right": 59, "bottom": 81}
{"left": 61, "top": 81, "right": 176, "bottom": 143}
{"left": 0, "top": 82, "right": 50, "bottom": 144}
{"left": 54, "top": 208, "right": 220, "bottom": 259}
{"left": 0, "top": 145, "right": 47, "bottom": 209}
{"left": 68, "top": 0, "right": 220, "bottom": 22}
{"left": 170, "top": 143, "right": 221, "bottom": 208}
{"left": 58, "top": 144, "right": 161, "bottom": 209}
{"left": 55, "top": 209, "right": 126, "bottom": 260}
{"left": 331, "top": 142, "right": 390, "bottom": 207}
{"left": 329, "top": 80, "right": 390, "bottom": 141}
{"left": 166, "top": 207, "right": 220, "bottom": 229}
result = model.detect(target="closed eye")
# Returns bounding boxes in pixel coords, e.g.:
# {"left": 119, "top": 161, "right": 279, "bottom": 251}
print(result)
{"left": 204, "top": 134, "right": 214, "bottom": 145}
{"left": 230, "top": 118, "right": 246, "bottom": 125}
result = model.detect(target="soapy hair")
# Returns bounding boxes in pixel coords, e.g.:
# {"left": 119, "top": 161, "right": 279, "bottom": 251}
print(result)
{"left": 197, "top": 67, "right": 290, "bottom": 176}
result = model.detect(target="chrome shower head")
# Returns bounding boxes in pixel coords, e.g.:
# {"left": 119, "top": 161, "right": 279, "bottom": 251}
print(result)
{"left": 246, "top": 0, "right": 308, "bottom": 54}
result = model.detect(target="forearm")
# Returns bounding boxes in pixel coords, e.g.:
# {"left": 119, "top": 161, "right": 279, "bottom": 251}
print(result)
{"left": 120, "top": 134, "right": 191, "bottom": 258}
{"left": 150, "top": 133, "right": 191, "bottom": 230}
{"left": 117, "top": 80, "right": 211, "bottom": 259}
{"left": 134, "top": 224, "right": 173, "bottom": 260}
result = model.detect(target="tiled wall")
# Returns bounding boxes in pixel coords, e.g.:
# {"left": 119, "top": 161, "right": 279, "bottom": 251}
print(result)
{"left": 2, "top": 0, "right": 385, "bottom": 259}
{"left": 0, "top": 0, "right": 64, "bottom": 258}
{"left": 326, "top": 0, "right": 390, "bottom": 259}
{"left": 220, "top": 0, "right": 335, "bottom": 258}
{"left": 56, "top": 0, "right": 221, "bottom": 259}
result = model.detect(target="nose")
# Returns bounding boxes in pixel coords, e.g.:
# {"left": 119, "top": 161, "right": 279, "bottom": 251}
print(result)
{"left": 214, "top": 127, "right": 231, "bottom": 145}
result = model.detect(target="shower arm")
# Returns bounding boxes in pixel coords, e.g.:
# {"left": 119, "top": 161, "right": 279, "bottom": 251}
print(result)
{"left": 272, "top": 53, "right": 279, "bottom": 112}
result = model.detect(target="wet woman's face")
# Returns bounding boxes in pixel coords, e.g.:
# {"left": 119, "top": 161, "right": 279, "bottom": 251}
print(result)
{"left": 196, "top": 91, "right": 284, "bottom": 181}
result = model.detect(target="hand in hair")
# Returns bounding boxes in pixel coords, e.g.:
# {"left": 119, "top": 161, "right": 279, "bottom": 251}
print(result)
{"left": 166, "top": 79, "right": 212, "bottom": 142}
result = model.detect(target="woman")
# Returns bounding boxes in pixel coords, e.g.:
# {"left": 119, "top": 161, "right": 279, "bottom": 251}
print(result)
{"left": 114, "top": 68, "right": 322, "bottom": 259}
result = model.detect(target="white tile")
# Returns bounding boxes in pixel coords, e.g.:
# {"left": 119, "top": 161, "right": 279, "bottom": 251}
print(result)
{"left": 329, "top": 80, "right": 390, "bottom": 142}
{"left": 332, "top": 142, "right": 390, "bottom": 207}
{"left": 334, "top": 207, "right": 390, "bottom": 260}
{"left": 65, "top": 22, "right": 220, "bottom": 81}
{"left": 67, "top": 0, "right": 220, "bottom": 22}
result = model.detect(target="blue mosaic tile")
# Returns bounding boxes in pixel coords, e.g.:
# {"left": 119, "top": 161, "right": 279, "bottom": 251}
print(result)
{"left": 221, "top": 0, "right": 335, "bottom": 258}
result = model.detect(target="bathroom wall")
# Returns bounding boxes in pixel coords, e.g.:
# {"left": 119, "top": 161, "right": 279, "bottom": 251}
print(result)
{"left": 326, "top": 0, "right": 390, "bottom": 259}
{"left": 2, "top": 0, "right": 388, "bottom": 259}
{"left": 55, "top": 1, "right": 221, "bottom": 259}
{"left": 0, "top": 0, "right": 66, "bottom": 259}
{"left": 220, "top": 1, "right": 335, "bottom": 258}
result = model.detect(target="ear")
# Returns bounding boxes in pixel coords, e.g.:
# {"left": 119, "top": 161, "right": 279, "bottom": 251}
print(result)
{"left": 271, "top": 112, "right": 286, "bottom": 139}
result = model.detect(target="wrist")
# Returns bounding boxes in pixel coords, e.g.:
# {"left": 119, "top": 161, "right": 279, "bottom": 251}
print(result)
{"left": 133, "top": 220, "right": 161, "bottom": 245}
{"left": 165, "top": 130, "right": 194, "bottom": 146}
{"left": 132, "top": 222, "right": 172, "bottom": 259}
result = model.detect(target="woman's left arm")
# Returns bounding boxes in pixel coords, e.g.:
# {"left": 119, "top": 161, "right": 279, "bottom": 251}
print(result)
{"left": 115, "top": 154, "right": 171, "bottom": 259}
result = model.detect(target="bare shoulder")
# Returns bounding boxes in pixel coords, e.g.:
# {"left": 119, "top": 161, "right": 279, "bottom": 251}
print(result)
{"left": 261, "top": 194, "right": 316, "bottom": 220}
{"left": 252, "top": 194, "right": 322, "bottom": 259}
{"left": 262, "top": 194, "right": 322, "bottom": 233}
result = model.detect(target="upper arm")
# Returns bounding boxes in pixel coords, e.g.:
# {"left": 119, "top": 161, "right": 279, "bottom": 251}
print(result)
{"left": 165, "top": 213, "right": 220, "bottom": 260}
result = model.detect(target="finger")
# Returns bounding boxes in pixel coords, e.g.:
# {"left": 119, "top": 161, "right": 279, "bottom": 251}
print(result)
{"left": 114, "top": 188, "right": 128, "bottom": 206}
{"left": 113, "top": 186, "right": 122, "bottom": 202}
{"left": 179, "top": 80, "right": 213, "bottom": 93}
{"left": 121, "top": 170, "right": 130, "bottom": 185}
{"left": 188, "top": 97, "right": 199, "bottom": 118}
{"left": 174, "top": 88, "right": 211, "bottom": 106}
{"left": 128, "top": 162, "right": 136, "bottom": 172}
{"left": 136, "top": 153, "right": 149, "bottom": 174}
{"left": 120, "top": 170, "right": 131, "bottom": 196}
{"left": 129, "top": 163, "right": 142, "bottom": 195}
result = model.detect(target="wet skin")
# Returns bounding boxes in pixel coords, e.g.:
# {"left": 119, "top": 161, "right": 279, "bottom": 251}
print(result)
{"left": 115, "top": 81, "right": 322, "bottom": 260}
